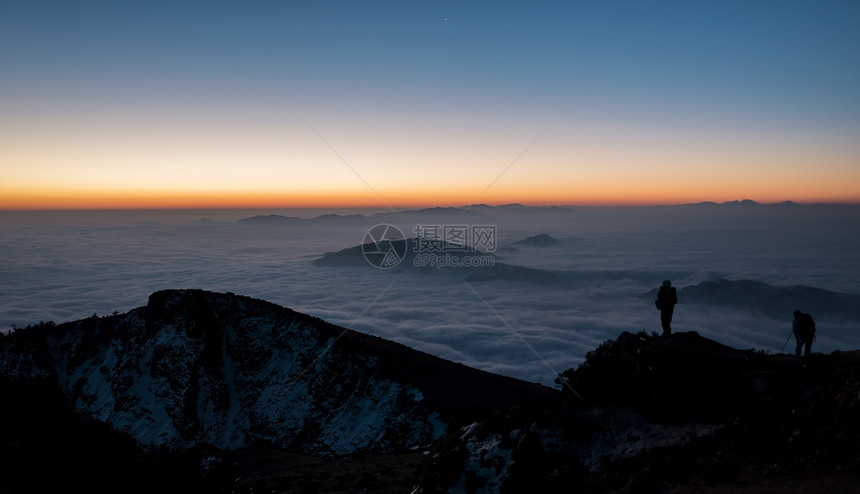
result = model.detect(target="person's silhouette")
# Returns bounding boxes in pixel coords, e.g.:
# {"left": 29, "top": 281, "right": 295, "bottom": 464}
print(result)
{"left": 657, "top": 280, "right": 678, "bottom": 336}
{"left": 792, "top": 310, "right": 816, "bottom": 356}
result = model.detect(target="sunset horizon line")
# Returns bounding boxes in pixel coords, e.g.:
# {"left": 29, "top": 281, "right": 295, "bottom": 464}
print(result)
{"left": 2, "top": 197, "right": 857, "bottom": 213}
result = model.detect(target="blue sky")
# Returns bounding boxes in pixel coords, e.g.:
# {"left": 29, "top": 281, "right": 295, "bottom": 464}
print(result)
{"left": 2, "top": 1, "right": 859, "bottom": 207}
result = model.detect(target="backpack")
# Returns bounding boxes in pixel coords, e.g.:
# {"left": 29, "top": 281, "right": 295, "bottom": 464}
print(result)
{"left": 799, "top": 313, "right": 816, "bottom": 338}
{"left": 655, "top": 299, "right": 662, "bottom": 310}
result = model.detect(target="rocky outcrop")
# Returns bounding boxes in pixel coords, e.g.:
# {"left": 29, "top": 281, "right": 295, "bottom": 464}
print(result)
{"left": 3, "top": 296, "right": 858, "bottom": 493}
{"left": 421, "top": 331, "right": 860, "bottom": 492}
{"left": 0, "top": 289, "right": 553, "bottom": 457}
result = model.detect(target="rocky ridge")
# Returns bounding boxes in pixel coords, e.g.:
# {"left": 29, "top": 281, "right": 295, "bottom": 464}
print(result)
{"left": 0, "top": 290, "right": 551, "bottom": 457}
{"left": 1, "top": 291, "right": 858, "bottom": 493}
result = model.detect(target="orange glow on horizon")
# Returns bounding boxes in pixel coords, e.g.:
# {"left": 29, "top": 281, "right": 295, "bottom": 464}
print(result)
{"left": 2, "top": 184, "right": 858, "bottom": 211}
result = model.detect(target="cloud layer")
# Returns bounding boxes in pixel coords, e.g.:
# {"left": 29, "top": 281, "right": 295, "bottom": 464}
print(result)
{"left": 2, "top": 204, "right": 859, "bottom": 385}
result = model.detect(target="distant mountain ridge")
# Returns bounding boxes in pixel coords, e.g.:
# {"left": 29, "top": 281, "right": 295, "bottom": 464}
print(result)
{"left": 668, "top": 199, "right": 851, "bottom": 207}
{"left": 312, "top": 237, "right": 561, "bottom": 284}
{"left": 238, "top": 203, "right": 580, "bottom": 225}
{"left": 508, "top": 233, "right": 560, "bottom": 247}
{"left": 237, "top": 201, "right": 853, "bottom": 225}
{"left": 643, "top": 278, "right": 860, "bottom": 321}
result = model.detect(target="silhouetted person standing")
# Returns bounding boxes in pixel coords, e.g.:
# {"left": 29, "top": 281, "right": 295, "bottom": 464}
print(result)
{"left": 657, "top": 280, "right": 678, "bottom": 336}
{"left": 792, "top": 310, "right": 816, "bottom": 357}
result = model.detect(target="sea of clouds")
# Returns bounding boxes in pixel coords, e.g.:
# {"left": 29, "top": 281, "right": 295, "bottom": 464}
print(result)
{"left": 1, "top": 204, "right": 858, "bottom": 386}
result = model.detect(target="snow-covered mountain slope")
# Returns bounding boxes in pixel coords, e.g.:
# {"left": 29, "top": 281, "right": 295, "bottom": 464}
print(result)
{"left": 3, "top": 305, "right": 859, "bottom": 493}
{"left": 0, "top": 289, "right": 554, "bottom": 456}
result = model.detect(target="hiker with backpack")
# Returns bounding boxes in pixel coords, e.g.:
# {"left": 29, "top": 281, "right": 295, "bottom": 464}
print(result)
{"left": 792, "top": 310, "right": 816, "bottom": 357}
{"left": 656, "top": 280, "right": 678, "bottom": 337}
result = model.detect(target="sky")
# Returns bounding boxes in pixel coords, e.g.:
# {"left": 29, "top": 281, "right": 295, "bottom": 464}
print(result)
{"left": 2, "top": 1, "right": 860, "bottom": 209}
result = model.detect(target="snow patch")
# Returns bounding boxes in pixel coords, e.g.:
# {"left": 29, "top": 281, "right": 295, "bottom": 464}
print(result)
{"left": 454, "top": 426, "right": 515, "bottom": 494}
{"left": 575, "top": 407, "right": 721, "bottom": 470}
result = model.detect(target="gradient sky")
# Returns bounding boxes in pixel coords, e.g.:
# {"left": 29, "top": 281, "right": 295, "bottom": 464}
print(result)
{"left": 2, "top": 0, "right": 859, "bottom": 209}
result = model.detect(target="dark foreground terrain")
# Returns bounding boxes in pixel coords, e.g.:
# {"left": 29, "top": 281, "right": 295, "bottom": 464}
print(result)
{"left": 1, "top": 290, "right": 858, "bottom": 493}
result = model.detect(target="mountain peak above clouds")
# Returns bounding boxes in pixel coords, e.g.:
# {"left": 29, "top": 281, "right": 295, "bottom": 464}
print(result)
{"left": 725, "top": 198, "right": 760, "bottom": 206}
{"left": 0, "top": 289, "right": 553, "bottom": 457}
{"left": 676, "top": 199, "right": 852, "bottom": 208}
{"left": 312, "top": 237, "right": 562, "bottom": 284}
{"left": 2, "top": 296, "right": 859, "bottom": 492}
{"left": 509, "top": 233, "right": 560, "bottom": 247}
{"left": 673, "top": 199, "right": 761, "bottom": 207}
{"left": 237, "top": 203, "right": 579, "bottom": 226}
{"left": 237, "top": 214, "right": 304, "bottom": 224}
{"left": 642, "top": 279, "right": 860, "bottom": 321}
